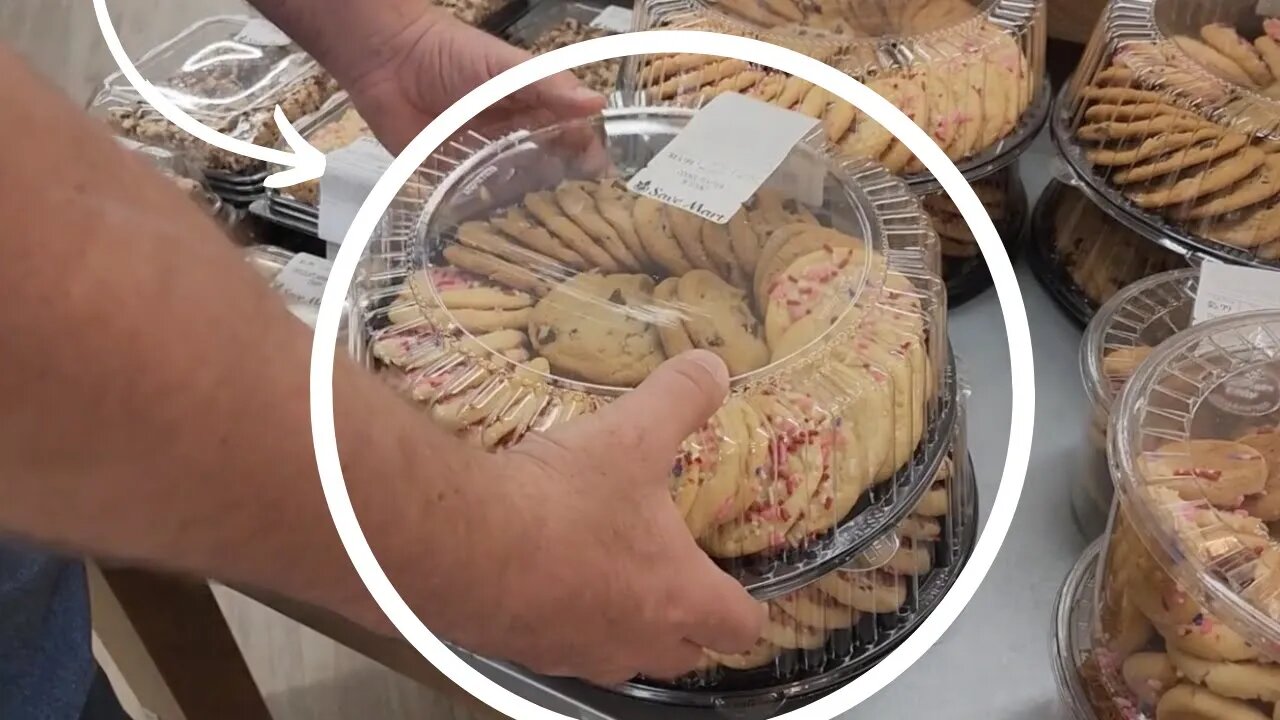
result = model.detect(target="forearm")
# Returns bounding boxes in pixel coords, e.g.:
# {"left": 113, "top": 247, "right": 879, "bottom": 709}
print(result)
{"left": 0, "top": 48, "right": 490, "bottom": 630}
{"left": 247, "top": 0, "right": 448, "bottom": 89}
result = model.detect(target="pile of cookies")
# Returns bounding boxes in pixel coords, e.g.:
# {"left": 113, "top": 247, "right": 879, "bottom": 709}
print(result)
{"left": 695, "top": 456, "right": 958, "bottom": 676}
{"left": 1070, "top": 19, "right": 1280, "bottom": 260}
{"left": 637, "top": 2, "right": 1035, "bottom": 174}
{"left": 283, "top": 106, "right": 374, "bottom": 206}
{"left": 431, "top": 0, "right": 512, "bottom": 27}
{"left": 1091, "top": 485, "right": 1280, "bottom": 720}
{"left": 105, "top": 68, "right": 340, "bottom": 176}
{"left": 516, "top": 18, "right": 619, "bottom": 95}
{"left": 703, "top": 0, "right": 983, "bottom": 40}
{"left": 1050, "top": 187, "right": 1186, "bottom": 311}
{"left": 366, "top": 178, "right": 939, "bottom": 561}
{"left": 921, "top": 172, "right": 1017, "bottom": 269}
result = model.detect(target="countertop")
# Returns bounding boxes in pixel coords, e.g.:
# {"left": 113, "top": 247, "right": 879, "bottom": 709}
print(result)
{"left": 462, "top": 129, "right": 1101, "bottom": 719}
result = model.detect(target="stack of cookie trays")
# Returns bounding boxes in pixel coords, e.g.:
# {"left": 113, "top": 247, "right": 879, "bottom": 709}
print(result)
{"left": 1055, "top": 310, "right": 1280, "bottom": 720}
{"left": 1052, "top": 0, "right": 1280, "bottom": 276}
{"left": 349, "top": 107, "right": 965, "bottom": 699}
{"left": 1074, "top": 268, "right": 1199, "bottom": 538}
{"left": 618, "top": 0, "right": 1050, "bottom": 302}
{"left": 89, "top": 16, "right": 341, "bottom": 206}
{"left": 618, "top": 402, "right": 976, "bottom": 706}
{"left": 1028, "top": 181, "right": 1187, "bottom": 327}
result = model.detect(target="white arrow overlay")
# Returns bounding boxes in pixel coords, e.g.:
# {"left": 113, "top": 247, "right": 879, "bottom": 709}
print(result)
{"left": 92, "top": 0, "right": 325, "bottom": 188}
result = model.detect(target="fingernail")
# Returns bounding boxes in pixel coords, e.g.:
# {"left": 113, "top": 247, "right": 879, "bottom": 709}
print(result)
{"left": 685, "top": 349, "right": 730, "bottom": 389}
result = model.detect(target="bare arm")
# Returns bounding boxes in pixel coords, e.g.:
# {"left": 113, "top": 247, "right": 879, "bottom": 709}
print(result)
{"left": 0, "top": 44, "right": 488, "bottom": 633}
{"left": 0, "top": 48, "right": 758, "bottom": 682}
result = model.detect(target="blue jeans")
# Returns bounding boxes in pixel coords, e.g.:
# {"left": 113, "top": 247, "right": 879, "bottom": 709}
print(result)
{"left": 80, "top": 670, "right": 128, "bottom": 720}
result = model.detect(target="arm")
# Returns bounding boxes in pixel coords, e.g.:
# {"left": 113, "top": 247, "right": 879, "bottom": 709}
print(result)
{"left": 0, "top": 48, "right": 758, "bottom": 682}
{"left": 247, "top": 0, "right": 606, "bottom": 151}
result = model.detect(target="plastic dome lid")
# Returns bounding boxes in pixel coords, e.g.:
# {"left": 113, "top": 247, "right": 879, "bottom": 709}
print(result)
{"left": 1081, "top": 268, "right": 1200, "bottom": 420}
{"left": 353, "top": 107, "right": 954, "bottom": 597}
{"left": 1110, "top": 309, "right": 1280, "bottom": 661}
{"left": 626, "top": 0, "right": 1048, "bottom": 183}
{"left": 1056, "top": 0, "right": 1280, "bottom": 269}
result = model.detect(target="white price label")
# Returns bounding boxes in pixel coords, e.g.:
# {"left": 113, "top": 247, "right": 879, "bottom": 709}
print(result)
{"left": 1192, "top": 262, "right": 1280, "bottom": 325}
{"left": 271, "top": 253, "right": 332, "bottom": 313}
{"left": 627, "top": 93, "right": 820, "bottom": 224}
{"left": 590, "top": 5, "right": 634, "bottom": 33}
{"left": 235, "top": 18, "right": 293, "bottom": 47}
{"left": 318, "top": 137, "right": 394, "bottom": 244}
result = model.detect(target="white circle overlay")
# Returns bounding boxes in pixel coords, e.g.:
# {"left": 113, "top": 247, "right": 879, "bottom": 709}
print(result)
{"left": 310, "top": 30, "right": 1035, "bottom": 720}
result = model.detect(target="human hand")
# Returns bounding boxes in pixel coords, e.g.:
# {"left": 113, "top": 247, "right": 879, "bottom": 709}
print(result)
{"left": 343, "top": 12, "right": 608, "bottom": 153}
{"left": 441, "top": 350, "right": 765, "bottom": 685}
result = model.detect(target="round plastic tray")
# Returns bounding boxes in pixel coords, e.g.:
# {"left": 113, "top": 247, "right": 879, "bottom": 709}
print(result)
{"left": 621, "top": 0, "right": 1049, "bottom": 187}
{"left": 351, "top": 106, "right": 955, "bottom": 598}
{"left": 1072, "top": 268, "right": 1199, "bottom": 538}
{"left": 614, "top": 404, "right": 978, "bottom": 708}
{"left": 1052, "top": 0, "right": 1280, "bottom": 270}
{"left": 1027, "top": 180, "right": 1188, "bottom": 329}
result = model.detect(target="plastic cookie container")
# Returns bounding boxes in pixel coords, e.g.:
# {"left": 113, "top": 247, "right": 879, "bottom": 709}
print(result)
{"left": 90, "top": 16, "right": 340, "bottom": 195}
{"left": 1028, "top": 181, "right": 1188, "bottom": 327}
{"left": 1076, "top": 310, "right": 1280, "bottom": 720}
{"left": 505, "top": 1, "right": 633, "bottom": 96}
{"left": 614, "top": 399, "right": 977, "bottom": 708}
{"left": 261, "top": 94, "right": 378, "bottom": 233}
{"left": 1053, "top": 0, "right": 1280, "bottom": 269}
{"left": 349, "top": 106, "right": 957, "bottom": 598}
{"left": 918, "top": 161, "right": 1029, "bottom": 304}
{"left": 1076, "top": 268, "right": 1199, "bottom": 538}
{"left": 622, "top": 0, "right": 1049, "bottom": 183}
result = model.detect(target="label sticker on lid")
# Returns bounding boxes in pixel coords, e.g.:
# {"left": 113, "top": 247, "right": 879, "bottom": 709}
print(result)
{"left": 627, "top": 93, "right": 820, "bottom": 224}
{"left": 318, "top": 137, "right": 394, "bottom": 244}
{"left": 235, "top": 18, "right": 294, "bottom": 47}
{"left": 1192, "top": 262, "right": 1280, "bottom": 325}
{"left": 271, "top": 253, "right": 331, "bottom": 307}
{"left": 590, "top": 6, "right": 634, "bottom": 33}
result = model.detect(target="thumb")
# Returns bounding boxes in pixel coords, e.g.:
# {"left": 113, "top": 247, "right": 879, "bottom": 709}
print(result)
{"left": 598, "top": 350, "right": 730, "bottom": 454}
{"left": 525, "top": 69, "right": 609, "bottom": 118}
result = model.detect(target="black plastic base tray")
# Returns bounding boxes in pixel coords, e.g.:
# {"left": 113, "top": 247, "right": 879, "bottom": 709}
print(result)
{"left": 1024, "top": 182, "right": 1095, "bottom": 329}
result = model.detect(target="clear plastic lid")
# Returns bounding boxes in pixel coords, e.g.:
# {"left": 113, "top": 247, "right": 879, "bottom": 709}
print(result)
{"left": 1034, "top": 181, "right": 1188, "bottom": 323}
{"left": 1089, "top": 499, "right": 1280, "bottom": 720}
{"left": 617, "top": 399, "right": 976, "bottom": 705}
{"left": 1055, "top": 0, "right": 1280, "bottom": 269}
{"left": 267, "top": 94, "right": 374, "bottom": 209}
{"left": 1081, "top": 268, "right": 1199, "bottom": 424}
{"left": 623, "top": 0, "right": 1048, "bottom": 182}
{"left": 918, "top": 161, "right": 1027, "bottom": 297}
{"left": 507, "top": 2, "right": 626, "bottom": 96}
{"left": 1108, "top": 310, "right": 1280, "bottom": 672}
{"left": 1052, "top": 540, "right": 1104, "bottom": 720}
{"left": 351, "top": 107, "right": 953, "bottom": 597}
{"left": 91, "top": 16, "right": 339, "bottom": 175}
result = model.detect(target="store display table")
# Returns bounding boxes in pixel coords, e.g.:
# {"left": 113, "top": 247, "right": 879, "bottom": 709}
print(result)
{"left": 97, "top": 133, "right": 1097, "bottom": 720}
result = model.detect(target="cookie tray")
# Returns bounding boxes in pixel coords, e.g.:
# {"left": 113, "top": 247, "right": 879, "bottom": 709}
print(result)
{"left": 1027, "top": 182, "right": 1106, "bottom": 329}
{"left": 612, "top": 418, "right": 978, "bottom": 707}
{"left": 1049, "top": 92, "right": 1275, "bottom": 270}
{"left": 930, "top": 161, "right": 1031, "bottom": 308}
{"left": 350, "top": 262, "right": 962, "bottom": 600}
{"left": 504, "top": 0, "right": 632, "bottom": 44}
